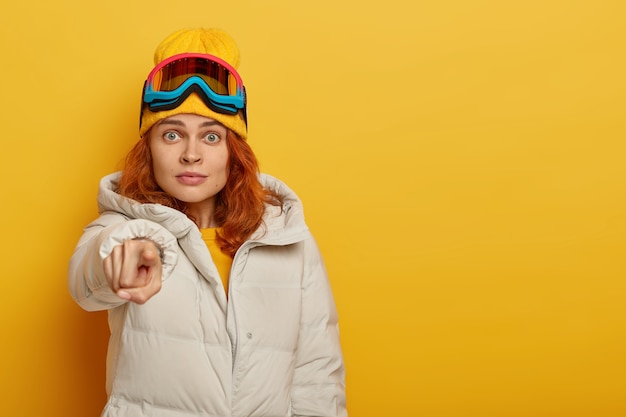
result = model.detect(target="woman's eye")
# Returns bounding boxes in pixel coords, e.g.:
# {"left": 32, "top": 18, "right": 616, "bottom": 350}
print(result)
{"left": 205, "top": 133, "right": 221, "bottom": 143}
{"left": 164, "top": 131, "right": 180, "bottom": 141}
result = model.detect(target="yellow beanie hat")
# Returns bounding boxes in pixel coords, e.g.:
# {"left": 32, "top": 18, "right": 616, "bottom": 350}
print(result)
{"left": 139, "top": 28, "right": 247, "bottom": 139}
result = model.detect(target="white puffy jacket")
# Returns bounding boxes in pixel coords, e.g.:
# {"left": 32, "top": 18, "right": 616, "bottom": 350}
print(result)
{"left": 68, "top": 172, "right": 347, "bottom": 417}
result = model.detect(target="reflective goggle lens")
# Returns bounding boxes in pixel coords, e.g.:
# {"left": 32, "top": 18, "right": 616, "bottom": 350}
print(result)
{"left": 151, "top": 56, "right": 238, "bottom": 96}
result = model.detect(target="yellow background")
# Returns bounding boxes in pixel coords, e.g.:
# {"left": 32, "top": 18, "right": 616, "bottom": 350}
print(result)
{"left": 1, "top": 1, "right": 625, "bottom": 416}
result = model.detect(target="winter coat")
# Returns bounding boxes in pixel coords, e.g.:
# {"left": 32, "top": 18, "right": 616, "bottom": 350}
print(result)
{"left": 68, "top": 172, "right": 347, "bottom": 417}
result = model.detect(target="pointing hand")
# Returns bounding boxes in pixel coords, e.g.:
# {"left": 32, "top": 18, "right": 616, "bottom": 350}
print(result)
{"left": 103, "top": 239, "right": 163, "bottom": 304}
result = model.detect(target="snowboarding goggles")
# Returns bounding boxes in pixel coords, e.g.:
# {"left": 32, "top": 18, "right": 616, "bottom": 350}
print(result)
{"left": 141, "top": 52, "right": 246, "bottom": 116}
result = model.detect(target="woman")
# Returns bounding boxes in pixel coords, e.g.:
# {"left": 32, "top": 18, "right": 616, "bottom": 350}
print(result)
{"left": 68, "top": 28, "right": 347, "bottom": 417}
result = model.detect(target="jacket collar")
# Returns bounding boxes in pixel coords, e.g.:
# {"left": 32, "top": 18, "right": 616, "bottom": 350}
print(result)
{"left": 97, "top": 172, "right": 310, "bottom": 245}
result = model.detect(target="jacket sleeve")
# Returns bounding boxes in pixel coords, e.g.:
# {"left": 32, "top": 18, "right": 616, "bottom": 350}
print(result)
{"left": 291, "top": 237, "right": 348, "bottom": 417}
{"left": 67, "top": 212, "right": 178, "bottom": 312}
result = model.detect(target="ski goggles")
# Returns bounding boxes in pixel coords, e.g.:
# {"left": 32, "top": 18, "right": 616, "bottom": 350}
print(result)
{"left": 141, "top": 52, "right": 246, "bottom": 116}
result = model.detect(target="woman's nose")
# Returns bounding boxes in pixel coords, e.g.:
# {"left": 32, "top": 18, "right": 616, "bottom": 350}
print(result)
{"left": 181, "top": 143, "right": 201, "bottom": 163}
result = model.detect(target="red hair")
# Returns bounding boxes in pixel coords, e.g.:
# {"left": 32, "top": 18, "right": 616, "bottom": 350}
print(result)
{"left": 117, "top": 130, "right": 282, "bottom": 257}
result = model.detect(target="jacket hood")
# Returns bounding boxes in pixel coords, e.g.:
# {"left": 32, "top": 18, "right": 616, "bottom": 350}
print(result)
{"left": 96, "top": 172, "right": 310, "bottom": 246}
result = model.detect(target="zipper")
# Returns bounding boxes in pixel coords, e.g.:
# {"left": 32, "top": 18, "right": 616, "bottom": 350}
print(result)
{"left": 229, "top": 240, "right": 256, "bottom": 406}
{"left": 228, "top": 227, "right": 309, "bottom": 407}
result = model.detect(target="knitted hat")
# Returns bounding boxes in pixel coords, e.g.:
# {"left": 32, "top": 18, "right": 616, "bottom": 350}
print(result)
{"left": 139, "top": 28, "right": 247, "bottom": 139}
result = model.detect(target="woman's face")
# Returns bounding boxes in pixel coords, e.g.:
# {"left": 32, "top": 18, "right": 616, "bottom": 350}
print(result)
{"left": 149, "top": 114, "right": 229, "bottom": 220}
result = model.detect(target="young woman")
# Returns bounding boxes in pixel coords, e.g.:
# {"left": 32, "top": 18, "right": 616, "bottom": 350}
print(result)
{"left": 68, "top": 28, "right": 347, "bottom": 417}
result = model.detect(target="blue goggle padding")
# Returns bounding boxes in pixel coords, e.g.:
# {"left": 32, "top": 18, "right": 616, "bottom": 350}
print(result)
{"left": 144, "top": 76, "right": 245, "bottom": 112}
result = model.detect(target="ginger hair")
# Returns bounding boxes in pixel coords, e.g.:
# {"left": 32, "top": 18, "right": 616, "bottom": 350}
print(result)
{"left": 117, "top": 130, "right": 282, "bottom": 257}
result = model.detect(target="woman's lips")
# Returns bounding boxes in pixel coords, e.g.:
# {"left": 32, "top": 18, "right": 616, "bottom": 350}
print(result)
{"left": 176, "top": 172, "right": 208, "bottom": 185}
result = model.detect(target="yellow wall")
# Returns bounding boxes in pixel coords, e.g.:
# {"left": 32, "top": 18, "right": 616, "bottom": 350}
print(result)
{"left": 1, "top": 1, "right": 625, "bottom": 416}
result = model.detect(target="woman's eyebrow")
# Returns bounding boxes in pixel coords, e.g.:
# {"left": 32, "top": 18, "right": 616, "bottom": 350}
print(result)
{"left": 200, "top": 121, "right": 221, "bottom": 127}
